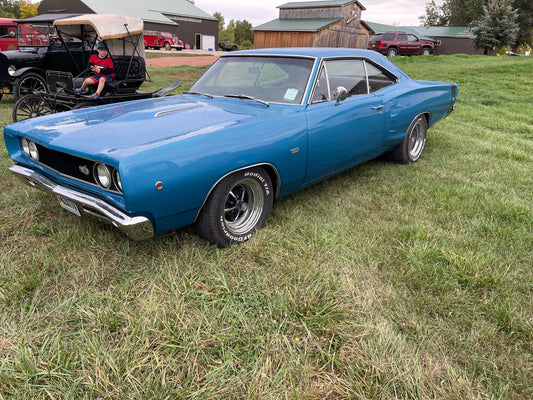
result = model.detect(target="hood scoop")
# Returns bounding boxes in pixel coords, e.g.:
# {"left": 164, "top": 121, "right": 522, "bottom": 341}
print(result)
{"left": 154, "top": 104, "right": 203, "bottom": 118}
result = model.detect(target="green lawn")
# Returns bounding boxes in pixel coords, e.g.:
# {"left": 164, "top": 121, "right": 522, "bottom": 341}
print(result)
{"left": 0, "top": 55, "right": 532, "bottom": 399}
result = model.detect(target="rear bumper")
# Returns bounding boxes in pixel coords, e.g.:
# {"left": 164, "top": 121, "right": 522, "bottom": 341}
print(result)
{"left": 9, "top": 164, "right": 154, "bottom": 240}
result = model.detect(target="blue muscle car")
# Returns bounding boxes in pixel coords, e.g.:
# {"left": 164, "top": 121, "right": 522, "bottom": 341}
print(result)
{"left": 4, "top": 48, "right": 458, "bottom": 247}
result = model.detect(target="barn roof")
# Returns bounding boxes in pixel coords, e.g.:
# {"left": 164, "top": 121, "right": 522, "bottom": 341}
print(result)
{"left": 363, "top": 21, "right": 474, "bottom": 39}
{"left": 72, "top": 0, "right": 216, "bottom": 25}
{"left": 254, "top": 18, "right": 342, "bottom": 31}
{"left": 278, "top": 0, "right": 366, "bottom": 10}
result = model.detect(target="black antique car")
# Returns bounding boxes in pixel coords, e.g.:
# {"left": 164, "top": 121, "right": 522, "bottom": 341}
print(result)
{"left": 0, "top": 13, "right": 96, "bottom": 101}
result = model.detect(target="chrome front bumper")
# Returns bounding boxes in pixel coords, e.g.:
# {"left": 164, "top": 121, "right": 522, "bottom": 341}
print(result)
{"left": 9, "top": 164, "right": 154, "bottom": 240}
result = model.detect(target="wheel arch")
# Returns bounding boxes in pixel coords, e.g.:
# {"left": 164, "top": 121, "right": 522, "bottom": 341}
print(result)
{"left": 193, "top": 162, "right": 281, "bottom": 223}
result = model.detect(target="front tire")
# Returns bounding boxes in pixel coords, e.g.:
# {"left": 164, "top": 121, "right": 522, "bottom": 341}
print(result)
{"left": 195, "top": 167, "right": 273, "bottom": 247}
{"left": 387, "top": 115, "right": 428, "bottom": 164}
{"left": 421, "top": 47, "right": 431, "bottom": 56}
{"left": 13, "top": 72, "right": 47, "bottom": 102}
{"left": 164, "top": 42, "right": 171, "bottom": 51}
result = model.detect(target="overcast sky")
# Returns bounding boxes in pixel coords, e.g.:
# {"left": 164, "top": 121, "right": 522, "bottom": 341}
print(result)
{"left": 194, "top": 0, "right": 430, "bottom": 28}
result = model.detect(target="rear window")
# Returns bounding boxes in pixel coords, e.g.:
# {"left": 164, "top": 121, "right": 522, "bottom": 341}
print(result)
{"left": 369, "top": 35, "right": 382, "bottom": 41}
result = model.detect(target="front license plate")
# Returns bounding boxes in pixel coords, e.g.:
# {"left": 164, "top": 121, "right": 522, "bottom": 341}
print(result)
{"left": 0, "top": 87, "right": 9, "bottom": 94}
{"left": 57, "top": 196, "right": 81, "bottom": 217}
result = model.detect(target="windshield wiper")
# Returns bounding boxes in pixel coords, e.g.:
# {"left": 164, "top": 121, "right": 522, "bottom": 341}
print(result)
{"left": 183, "top": 91, "right": 213, "bottom": 99}
{"left": 223, "top": 94, "right": 269, "bottom": 107}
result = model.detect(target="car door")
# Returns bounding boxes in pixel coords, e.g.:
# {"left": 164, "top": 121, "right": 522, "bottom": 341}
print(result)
{"left": 407, "top": 34, "right": 420, "bottom": 54}
{"left": 304, "top": 58, "right": 386, "bottom": 183}
{"left": 396, "top": 33, "right": 408, "bottom": 54}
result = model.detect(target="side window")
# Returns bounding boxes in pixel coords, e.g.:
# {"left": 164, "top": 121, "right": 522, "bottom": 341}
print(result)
{"left": 311, "top": 66, "right": 329, "bottom": 103}
{"left": 408, "top": 34, "right": 418, "bottom": 42}
{"left": 397, "top": 33, "right": 407, "bottom": 41}
{"left": 365, "top": 62, "right": 396, "bottom": 93}
{"left": 311, "top": 59, "right": 368, "bottom": 103}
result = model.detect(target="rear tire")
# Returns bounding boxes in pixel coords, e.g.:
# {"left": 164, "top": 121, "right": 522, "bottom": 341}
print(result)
{"left": 13, "top": 72, "right": 47, "bottom": 102}
{"left": 386, "top": 47, "right": 398, "bottom": 57}
{"left": 387, "top": 115, "right": 427, "bottom": 164}
{"left": 195, "top": 167, "right": 273, "bottom": 247}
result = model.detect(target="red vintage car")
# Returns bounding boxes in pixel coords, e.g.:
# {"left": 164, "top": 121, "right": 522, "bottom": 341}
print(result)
{"left": 143, "top": 30, "right": 184, "bottom": 51}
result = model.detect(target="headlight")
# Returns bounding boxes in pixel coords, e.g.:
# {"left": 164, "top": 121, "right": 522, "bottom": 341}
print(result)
{"left": 94, "top": 163, "right": 112, "bottom": 189}
{"left": 8, "top": 65, "right": 16, "bottom": 76}
{"left": 21, "top": 138, "right": 30, "bottom": 157}
{"left": 113, "top": 169, "right": 122, "bottom": 192}
{"left": 21, "top": 139, "right": 39, "bottom": 160}
{"left": 28, "top": 142, "right": 39, "bottom": 161}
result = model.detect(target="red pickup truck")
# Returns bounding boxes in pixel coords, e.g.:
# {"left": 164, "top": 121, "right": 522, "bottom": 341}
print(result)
{"left": 143, "top": 30, "right": 184, "bottom": 51}
{"left": 367, "top": 31, "right": 434, "bottom": 57}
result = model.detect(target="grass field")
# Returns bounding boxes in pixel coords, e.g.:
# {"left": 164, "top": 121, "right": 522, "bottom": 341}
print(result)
{"left": 0, "top": 55, "right": 532, "bottom": 399}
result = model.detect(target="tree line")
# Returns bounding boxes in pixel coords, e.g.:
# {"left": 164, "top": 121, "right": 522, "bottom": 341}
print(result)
{"left": 213, "top": 12, "right": 254, "bottom": 50}
{"left": 0, "top": 0, "right": 38, "bottom": 19}
{"left": 419, "top": 0, "right": 532, "bottom": 54}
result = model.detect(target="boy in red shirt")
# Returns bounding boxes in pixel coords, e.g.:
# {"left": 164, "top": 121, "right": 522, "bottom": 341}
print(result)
{"left": 75, "top": 41, "right": 114, "bottom": 98}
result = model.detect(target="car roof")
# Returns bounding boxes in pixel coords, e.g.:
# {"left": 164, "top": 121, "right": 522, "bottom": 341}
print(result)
{"left": 222, "top": 47, "right": 410, "bottom": 80}
{"left": 225, "top": 47, "right": 386, "bottom": 60}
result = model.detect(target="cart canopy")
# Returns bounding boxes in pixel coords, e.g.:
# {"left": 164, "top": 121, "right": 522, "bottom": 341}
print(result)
{"left": 53, "top": 14, "right": 145, "bottom": 58}
{"left": 53, "top": 14, "right": 143, "bottom": 39}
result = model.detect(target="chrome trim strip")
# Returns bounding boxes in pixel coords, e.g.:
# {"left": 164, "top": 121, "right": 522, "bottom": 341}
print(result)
{"left": 9, "top": 164, "right": 154, "bottom": 240}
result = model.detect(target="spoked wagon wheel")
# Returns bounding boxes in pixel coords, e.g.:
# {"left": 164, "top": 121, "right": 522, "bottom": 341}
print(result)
{"left": 12, "top": 94, "right": 55, "bottom": 122}
{"left": 13, "top": 72, "right": 48, "bottom": 102}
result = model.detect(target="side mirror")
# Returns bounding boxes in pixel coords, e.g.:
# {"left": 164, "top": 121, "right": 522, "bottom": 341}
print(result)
{"left": 334, "top": 86, "right": 348, "bottom": 104}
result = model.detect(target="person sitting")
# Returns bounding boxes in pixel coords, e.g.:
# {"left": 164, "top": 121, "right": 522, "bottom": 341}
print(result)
{"left": 75, "top": 41, "right": 114, "bottom": 98}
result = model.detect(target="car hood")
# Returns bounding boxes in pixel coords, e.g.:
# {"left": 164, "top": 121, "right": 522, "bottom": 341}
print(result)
{"left": 6, "top": 95, "right": 298, "bottom": 162}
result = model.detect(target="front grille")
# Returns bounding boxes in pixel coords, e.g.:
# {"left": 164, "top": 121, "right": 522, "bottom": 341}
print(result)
{"left": 35, "top": 144, "right": 121, "bottom": 193}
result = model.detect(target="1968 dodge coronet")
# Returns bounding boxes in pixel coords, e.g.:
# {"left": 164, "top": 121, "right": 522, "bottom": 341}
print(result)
{"left": 4, "top": 48, "right": 457, "bottom": 247}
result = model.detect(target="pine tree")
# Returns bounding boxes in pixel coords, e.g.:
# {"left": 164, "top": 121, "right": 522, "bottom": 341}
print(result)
{"left": 472, "top": 0, "right": 519, "bottom": 55}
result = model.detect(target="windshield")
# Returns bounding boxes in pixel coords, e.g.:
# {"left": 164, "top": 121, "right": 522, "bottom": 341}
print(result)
{"left": 188, "top": 55, "right": 314, "bottom": 105}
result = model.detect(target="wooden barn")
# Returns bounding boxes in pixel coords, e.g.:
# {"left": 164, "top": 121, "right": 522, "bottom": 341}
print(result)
{"left": 254, "top": 0, "right": 370, "bottom": 49}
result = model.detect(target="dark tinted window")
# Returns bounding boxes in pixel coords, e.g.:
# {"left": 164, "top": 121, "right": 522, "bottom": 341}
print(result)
{"left": 382, "top": 33, "right": 395, "bottom": 40}
{"left": 370, "top": 35, "right": 382, "bottom": 41}
{"left": 397, "top": 33, "right": 407, "bottom": 41}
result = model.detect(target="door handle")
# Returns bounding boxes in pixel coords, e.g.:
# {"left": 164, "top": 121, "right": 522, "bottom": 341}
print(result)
{"left": 372, "top": 105, "right": 384, "bottom": 110}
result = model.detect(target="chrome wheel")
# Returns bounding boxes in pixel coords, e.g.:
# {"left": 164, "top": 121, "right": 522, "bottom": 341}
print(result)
{"left": 387, "top": 115, "right": 427, "bottom": 164}
{"left": 195, "top": 167, "right": 274, "bottom": 247}
{"left": 224, "top": 177, "right": 265, "bottom": 235}
{"left": 408, "top": 118, "right": 426, "bottom": 160}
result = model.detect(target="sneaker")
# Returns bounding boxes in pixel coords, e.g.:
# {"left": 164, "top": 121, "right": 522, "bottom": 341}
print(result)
{"left": 90, "top": 93, "right": 99, "bottom": 99}
{"left": 74, "top": 88, "right": 83, "bottom": 94}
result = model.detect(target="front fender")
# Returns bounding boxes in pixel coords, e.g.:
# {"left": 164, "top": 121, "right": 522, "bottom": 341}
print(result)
{"left": 12, "top": 67, "right": 44, "bottom": 79}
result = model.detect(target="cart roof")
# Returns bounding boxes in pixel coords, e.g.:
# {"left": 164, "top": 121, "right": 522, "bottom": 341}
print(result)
{"left": 15, "top": 14, "right": 81, "bottom": 24}
{"left": 53, "top": 14, "right": 144, "bottom": 39}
